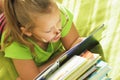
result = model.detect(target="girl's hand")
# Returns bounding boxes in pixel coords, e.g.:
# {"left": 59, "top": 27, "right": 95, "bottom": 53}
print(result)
{"left": 38, "top": 51, "right": 65, "bottom": 72}
{"left": 70, "top": 37, "right": 86, "bottom": 49}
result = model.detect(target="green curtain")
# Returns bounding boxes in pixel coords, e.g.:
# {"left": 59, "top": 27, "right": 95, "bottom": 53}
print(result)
{"left": 58, "top": 0, "right": 120, "bottom": 80}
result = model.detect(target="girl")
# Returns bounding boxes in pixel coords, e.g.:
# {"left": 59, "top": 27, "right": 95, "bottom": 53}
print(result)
{"left": 2, "top": 0, "right": 82, "bottom": 80}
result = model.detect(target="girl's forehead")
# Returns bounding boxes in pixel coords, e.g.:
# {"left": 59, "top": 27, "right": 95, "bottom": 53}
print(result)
{"left": 32, "top": 7, "right": 60, "bottom": 30}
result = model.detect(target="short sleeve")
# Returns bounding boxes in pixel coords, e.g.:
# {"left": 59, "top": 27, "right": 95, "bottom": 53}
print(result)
{"left": 4, "top": 42, "right": 33, "bottom": 59}
{"left": 59, "top": 5, "right": 73, "bottom": 37}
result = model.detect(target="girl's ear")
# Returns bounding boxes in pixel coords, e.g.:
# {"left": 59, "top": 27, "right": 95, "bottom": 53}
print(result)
{"left": 20, "top": 27, "right": 32, "bottom": 37}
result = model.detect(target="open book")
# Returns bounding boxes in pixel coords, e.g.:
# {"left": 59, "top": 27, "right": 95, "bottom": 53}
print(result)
{"left": 35, "top": 24, "right": 105, "bottom": 80}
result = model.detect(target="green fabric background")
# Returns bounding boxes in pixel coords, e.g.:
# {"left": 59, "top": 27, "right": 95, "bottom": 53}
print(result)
{"left": 0, "top": 52, "right": 18, "bottom": 80}
{"left": 58, "top": 0, "right": 120, "bottom": 80}
{"left": 0, "top": 0, "right": 120, "bottom": 80}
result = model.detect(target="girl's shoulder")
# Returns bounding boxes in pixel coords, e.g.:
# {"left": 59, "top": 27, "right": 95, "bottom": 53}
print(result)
{"left": 1, "top": 31, "right": 32, "bottom": 59}
{"left": 4, "top": 41, "right": 33, "bottom": 59}
{"left": 57, "top": 3, "right": 73, "bottom": 18}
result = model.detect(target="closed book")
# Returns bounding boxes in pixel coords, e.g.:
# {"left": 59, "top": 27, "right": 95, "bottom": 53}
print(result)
{"left": 64, "top": 53, "right": 101, "bottom": 80}
{"left": 78, "top": 65, "right": 98, "bottom": 80}
{"left": 87, "top": 60, "right": 111, "bottom": 80}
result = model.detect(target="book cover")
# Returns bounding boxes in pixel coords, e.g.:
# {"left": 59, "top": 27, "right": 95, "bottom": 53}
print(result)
{"left": 87, "top": 60, "right": 111, "bottom": 80}
{"left": 101, "top": 76, "right": 112, "bottom": 80}
{"left": 47, "top": 55, "right": 87, "bottom": 80}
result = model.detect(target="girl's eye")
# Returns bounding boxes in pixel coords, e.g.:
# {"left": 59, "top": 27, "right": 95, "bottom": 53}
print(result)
{"left": 45, "top": 30, "right": 51, "bottom": 33}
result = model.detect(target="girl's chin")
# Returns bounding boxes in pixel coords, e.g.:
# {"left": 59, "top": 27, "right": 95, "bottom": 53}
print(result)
{"left": 41, "top": 38, "right": 49, "bottom": 43}
{"left": 51, "top": 40, "right": 59, "bottom": 43}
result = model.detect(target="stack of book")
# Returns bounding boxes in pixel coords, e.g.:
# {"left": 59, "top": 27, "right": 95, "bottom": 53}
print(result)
{"left": 47, "top": 51, "right": 111, "bottom": 80}
{"left": 35, "top": 24, "right": 111, "bottom": 80}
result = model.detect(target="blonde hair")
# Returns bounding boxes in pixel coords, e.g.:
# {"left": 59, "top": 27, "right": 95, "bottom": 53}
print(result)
{"left": 0, "top": 0, "right": 4, "bottom": 13}
{"left": 3, "top": 0, "right": 56, "bottom": 53}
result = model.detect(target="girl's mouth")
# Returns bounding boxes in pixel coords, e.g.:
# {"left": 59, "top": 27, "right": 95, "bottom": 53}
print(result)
{"left": 53, "top": 34, "right": 61, "bottom": 41}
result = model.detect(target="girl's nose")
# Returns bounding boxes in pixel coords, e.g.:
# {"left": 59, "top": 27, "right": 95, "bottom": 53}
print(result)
{"left": 54, "top": 26, "right": 62, "bottom": 34}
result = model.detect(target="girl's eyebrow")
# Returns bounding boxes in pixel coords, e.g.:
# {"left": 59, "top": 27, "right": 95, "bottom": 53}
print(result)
{"left": 56, "top": 15, "right": 61, "bottom": 25}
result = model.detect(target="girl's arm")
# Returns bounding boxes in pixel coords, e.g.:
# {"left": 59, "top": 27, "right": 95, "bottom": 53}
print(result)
{"left": 61, "top": 23, "right": 82, "bottom": 50}
{"left": 13, "top": 51, "right": 65, "bottom": 80}
{"left": 13, "top": 59, "right": 39, "bottom": 80}
{"left": 38, "top": 51, "right": 65, "bottom": 72}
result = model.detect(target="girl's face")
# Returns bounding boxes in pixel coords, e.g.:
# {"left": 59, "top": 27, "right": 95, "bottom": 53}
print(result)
{"left": 31, "top": 7, "right": 62, "bottom": 43}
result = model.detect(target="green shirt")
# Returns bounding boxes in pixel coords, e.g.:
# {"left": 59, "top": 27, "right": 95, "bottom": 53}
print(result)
{"left": 1, "top": 6, "right": 73, "bottom": 66}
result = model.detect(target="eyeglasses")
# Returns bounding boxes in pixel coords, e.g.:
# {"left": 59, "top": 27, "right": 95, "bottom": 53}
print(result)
{"left": 60, "top": 10, "right": 69, "bottom": 28}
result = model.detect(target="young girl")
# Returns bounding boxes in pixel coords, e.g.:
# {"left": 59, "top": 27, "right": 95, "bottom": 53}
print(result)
{"left": 2, "top": 0, "right": 82, "bottom": 80}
